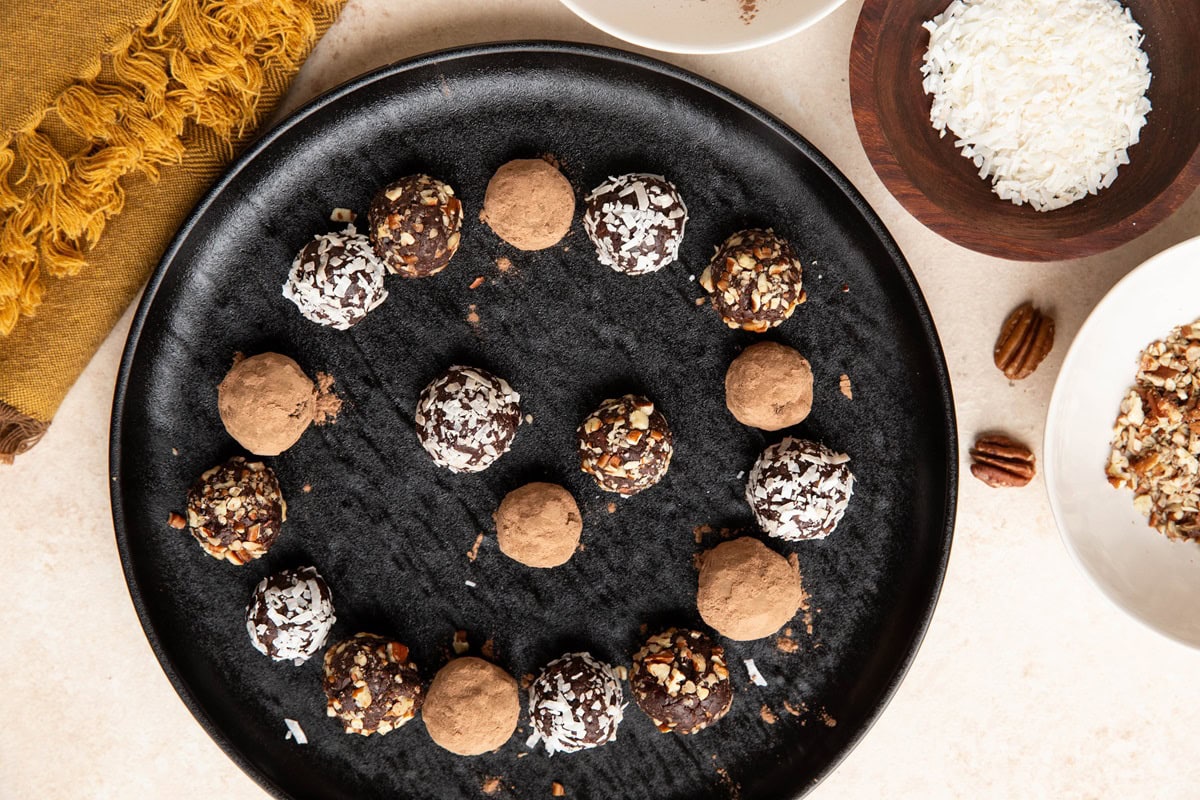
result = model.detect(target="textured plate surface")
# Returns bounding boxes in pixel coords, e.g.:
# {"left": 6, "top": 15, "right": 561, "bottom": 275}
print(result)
{"left": 111, "top": 43, "right": 956, "bottom": 800}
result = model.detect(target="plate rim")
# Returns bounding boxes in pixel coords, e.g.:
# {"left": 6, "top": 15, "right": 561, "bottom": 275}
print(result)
{"left": 108, "top": 40, "right": 959, "bottom": 800}
{"left": 555, "top": 0, "right": 849, "bottom": 55}
{"left": 1043, "top": 233, "right": 1200, "bottom": 650}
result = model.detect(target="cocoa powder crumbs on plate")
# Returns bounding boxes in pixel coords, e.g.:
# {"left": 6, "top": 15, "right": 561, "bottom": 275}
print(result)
{"left": 481, "top": 776, "right": 503, "bottom": 795}
{"left": 783, "top": 701, "right": 804, "bottom": 716}
{"left": 839, "top": 373, "right": 853, "bottom": 400}
{"left": 760, "top": 705, "right": 778, "bottom": 724}
{"left": 694, "top": 297, "right": 706, "bottom": 306}
{"left": 775, "top": 633, "right": 800, "bottom": 654}
{"left": 469, "top": 276, "right": 485, "bottom": 289}
{"left": 467, "top": 304, "right": 481, "bottom": 328}
{"left": 313, "top": 372, "right": 341, "bottom": 425}
{"left": 302, "top": 483, "right": 312, "bottom": 493}
{"left": 739, "top": 0, "right": 758, "bottom": 23}
{"left": 551, "top": 782, "right": 566, "bottom": 797}
{"left": 495, "top": 256, "right": 513, "bottom": 273}
{"left": 606, "top": 502, "right": 617, "bottom": 514}
{"left": 715, "top": 767, "right": 741, "bottom": 799}
{"left": 820, "top": 709, "right": 837, "bottom": 727}
{"left": 467, "top": 532, "right": 484, "bottom": 561}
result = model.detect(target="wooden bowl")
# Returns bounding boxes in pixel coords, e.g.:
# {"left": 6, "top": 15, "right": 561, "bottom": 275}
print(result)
{"left": 850, "top": 0, "right": 1200, "bottom": 261}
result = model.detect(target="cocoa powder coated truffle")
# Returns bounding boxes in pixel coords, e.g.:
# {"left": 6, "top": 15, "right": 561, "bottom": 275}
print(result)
{"left": 480, "top": 159, "right": 575, "bottom": 250}
{"left": 217, "top": 352, "right": 315, "bottom": 456}
{"left": 282, "top": 225, "right": 388, "bottom": 329}
{"left": 583, "top": 173, "right": 688, "bottom": 275}
{"left": 700, "top": 229, "right": 804, "bottom": 332}
{"left": 725, "top": 341, "right": 814, "bottom": 430}
{"left": 528, "top": 652, "right": 625, "bottom": 754}
{"left": 246, "top": 566, "right": 336, "bottom": 664}
{"left": 494, "top": 482, "right": 582, "bottom": 568}
{"left": 415, "top": 366, "right": 521, "bottom": 473}
{"left": 423, "top": 656, "right": 520, "bottom": 755}
{"left": 746, "top": 437, "right": 854, "bottom": 541}
{"left": 630, "top": 628, "right": 732, "bottom": 734}
{"left": 697, "top": 537, "right": 802, "bottom": 640}
{"left": 323, "top": 633, "right": 423, "bottom": 736}
{"left": 577, "top": 394, "right": 673, "bottom": 495}
{"left": 368, "top": 174, "right": 463, "bottom": 278}
{"left": 185, "top": 457, "right": 285, "bottom": 565}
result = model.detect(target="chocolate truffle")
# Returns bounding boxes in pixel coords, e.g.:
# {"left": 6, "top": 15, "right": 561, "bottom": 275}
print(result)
{"left": 494, "top": 482, "right": 582, "bottom": 568}
{"left": 368, "top": 174, "right": 463, "bottom": 278}
{"left": 415, "top": 366, "right": 522, "bottom": 473}
{"left": 185, "top": 457, "right": 285, "bottom": 564}
{"left": 746, "top": 437, "right": 854, "bottom": 541}
{"left": 423, "top": 657, "right": 520, "bottom": 755}
{"left": 699, "top": 229, "right": 804, "bottom": 332}
{"left": 577, "top": 395, "right": 673, "bottom": 495}
{"left": 528, "top": 652, "right": 625, "bottom": 754}
{"left": 724, "top": 342, "right": 813, "bottom": 430}
{"left": 697, "top": 537, "right": 802, "bottom": 640}
{"left": 583, "top": 173, "right": 688, "bottom": 276}
{"left": 246, "top": 566, "right": 336, "bottom": 665}
{"left": 217, "top": 352, "right": 315, "bottom": 456}
{"left": 630, "top": 628, "right": 732, "bottom": 734}
{"left": 282, "top": 225, "right": 388, "bottom": 329}
{"left": 480, "top": 158, "right": 574, "bottom": 250}
{"left": 323, "top": 633, "right": 423, "bottom": 736}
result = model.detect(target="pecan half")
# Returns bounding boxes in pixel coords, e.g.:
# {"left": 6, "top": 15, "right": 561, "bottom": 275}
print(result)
{"left": 994, "top": 302, "right": 1055, "bottom": 380}
{"left": 970, "top": 434, "right": 1036, "bottom": 488}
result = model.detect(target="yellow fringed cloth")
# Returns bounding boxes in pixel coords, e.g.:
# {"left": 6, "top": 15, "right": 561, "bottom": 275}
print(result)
{"left": 0, "top": 0, "right": 345, "bottom": 463}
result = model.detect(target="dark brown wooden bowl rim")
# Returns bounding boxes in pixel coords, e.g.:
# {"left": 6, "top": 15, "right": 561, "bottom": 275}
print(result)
{"left": 849, "top": 0, "right": 1200, "bottom": 262}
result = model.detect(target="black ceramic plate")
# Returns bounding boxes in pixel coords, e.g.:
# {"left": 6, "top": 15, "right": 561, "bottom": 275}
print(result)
{"left": 111, "top": 43, "right": 955, "bottom": 800}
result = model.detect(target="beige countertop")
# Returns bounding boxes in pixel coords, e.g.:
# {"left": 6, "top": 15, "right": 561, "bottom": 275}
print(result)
{"left": 3, "top": 0, "right": 1199, "bottom": 797}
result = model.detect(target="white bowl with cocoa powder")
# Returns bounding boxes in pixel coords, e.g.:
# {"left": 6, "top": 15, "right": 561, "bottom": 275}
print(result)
{"left": 558, "top": 0, "right": 848, "bottom": 54}
{"left": 1045, "top": 235, "right": 1200, "bottom": 648}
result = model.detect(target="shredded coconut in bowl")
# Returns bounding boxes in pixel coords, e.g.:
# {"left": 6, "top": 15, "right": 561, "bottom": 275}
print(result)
{"left": 921, "top": 0, "right": 1152, "bottom": 212}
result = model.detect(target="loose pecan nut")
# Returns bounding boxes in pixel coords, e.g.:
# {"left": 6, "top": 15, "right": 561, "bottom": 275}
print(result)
{"left": 970, "top": 434, "right": 1036, "bottom": 488}
{"left": 994, "top": 302, "right": 1055, "bottom": 380}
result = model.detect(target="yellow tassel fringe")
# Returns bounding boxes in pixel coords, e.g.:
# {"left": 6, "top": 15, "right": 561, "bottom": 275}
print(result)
{"left": 0, "top": 0, "right": 337, "bottom": 336}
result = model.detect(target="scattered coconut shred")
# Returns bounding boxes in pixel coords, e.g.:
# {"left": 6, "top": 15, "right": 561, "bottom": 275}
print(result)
{"left": 921, "top": 0, "right": 1151, "bottom": 211}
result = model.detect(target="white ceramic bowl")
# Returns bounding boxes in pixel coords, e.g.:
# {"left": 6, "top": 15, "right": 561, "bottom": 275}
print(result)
{"left": 1045, "top": 235, "right": 1200, "bottom": 648}
{"left": 558, "top": 0, "right": 848, "bottom": 54}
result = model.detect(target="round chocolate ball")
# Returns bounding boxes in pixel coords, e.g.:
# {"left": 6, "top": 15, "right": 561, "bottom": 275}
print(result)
{"left": 217, "top": 352, "right": 315, "bottom": 456}
{"left": 528, "top": 652, "right": 625, "bottom": 754}
{"left": 185, "top": 457, "right": 285, "bottom": 565}
{"left": 322, "top": 633, "right": 423, "bottom": 736}
{"left": 697, "top": 537, "right": 802, "bottom": 640}
{"left": 746, "top": 437, "right": 855, "bottom": 541}
{"left": 725, "top": 341, "right": 813, "bottom": 430}
{"left": 577, "top": 395, "right": 673, "bottom": 495}
{"left": 630, "top": 628, "right": 733, "bottom": 735}
{"left": 245, "top": 566, "right": 336, "bottom": 665}
{"left": 367, "top": 174, "right": 463, "bottom": 278}
{"left": 699, "top": 229, "right": 804, "bottom": 332}
{"left": 415, "top": 366, "right": 521, "bottom": 473}
{"left": 423, "top": 657, "right": 520, "bottom": 755}
{"left": 480, "top": 158, "right": 575, "bottom": 251}
{"left": 494, "top": 482, "right": 582, "bottom": 568}
{"left": 282, "top": 225, "right": 389, "bottom": 329}
{"left": 583, "top": 173, "right": 688, "bottom": 276}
